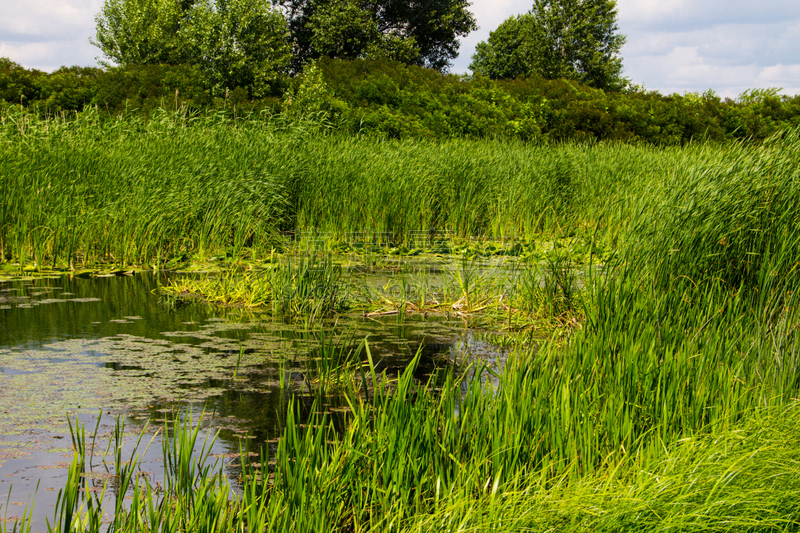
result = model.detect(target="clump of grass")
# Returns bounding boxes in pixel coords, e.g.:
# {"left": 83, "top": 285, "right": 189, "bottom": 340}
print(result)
{"left": 165, "top": 252, "right": 349, "bottom": 320}
{"left": 307, "top": 333, "right": 365, "bottom": 394}
{"left": 1, "top": 487, "right": 35, "bottom": 533}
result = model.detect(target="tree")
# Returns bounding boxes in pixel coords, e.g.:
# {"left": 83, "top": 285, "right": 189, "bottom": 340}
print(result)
{"left": 0, "top": 58, "right": 46, "bottom": 106}
{"left": 92, "top": 0, "right": 291, "bottom": 96}
{"left": 470, "top": 15, "right": 534, "bottom": 81}
{"left": 187, "top": 0, "right": 292, "bottom": 97}
{"left": 470, "top": 0, "right": 626, "bottom": 91}
{"left": 91, "top": 0, "right": 191, "bottom": 67}
{"left": 277, "top": 0, "right": 478, "bottom": 72}
{"left": 308, "top": 0, "right": 380, "bottom": 60}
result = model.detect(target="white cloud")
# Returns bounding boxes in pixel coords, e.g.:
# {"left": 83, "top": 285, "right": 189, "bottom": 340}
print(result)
{"left": 455, "top": 0, "right": 800, "bottom": 97}
{"left": 0, "top": 0, "right": 103, "bottom": 70}
{"left": 758, "top": 64, "right": 800, "bottom": 95}
{"left": 625, "top": 45, "right": 765, "bottom": 97}
{"left": 0, "top": 40, "right": 100, "bottom": 72}
{"left": 0, "top": 0, "right": 103, "bottom": 41}
{"left": 618, "top": 0, "right": 800, "bottom": 31}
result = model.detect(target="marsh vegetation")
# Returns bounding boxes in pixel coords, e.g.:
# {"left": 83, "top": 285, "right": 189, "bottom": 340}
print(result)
{"left": 1, "top": 110, "right": 800, "bottom": 531}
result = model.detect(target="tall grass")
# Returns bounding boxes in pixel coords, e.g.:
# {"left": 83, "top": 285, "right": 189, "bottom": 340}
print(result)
{"left": 1, "top": 106, "right": 686, "bottom": 269}
{"left": 24, "top": 342, "right": 800, "bottom": 532}
{"left": 0, "top": 108, "right": 287, "bottom": 269}
{"left": 3, "top": 109, "right": 800, "bottom": 530}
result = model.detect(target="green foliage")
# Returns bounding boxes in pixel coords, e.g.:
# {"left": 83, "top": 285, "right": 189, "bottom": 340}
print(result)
{"left": 308, "top": 0, "right": 382, "bottom": 60}
{"left": 39, "top": 66, "right": 103, "bottom": 111}
{"left": 530, "top": 0, "right": 627, "bottom": 90}
{"left": 0, "top": 58, "right": 45, "bottom": 105}
{"left": 186, "top": 0, "right": 292, "bottom": 97}
{"left": 93, "top": 63, "right": 213, "bottom": 112}
{"left": 365, "top": 33, "right": 421, "bottom": 64}
{"left": 2, "top": 56, "right": 800, "bottom": 145}
{"left": 278, "top": 0, "right": 477, "bottom": 71}
{"left": 317, "top": 57, "right": 548, "bottom": 139}
{"left": 470, "top": 14, "right": 535, "bottom": 80}
{"left": 471, "top": 0, "right": 627, "bottom": 91}
{"left": 306, "top": 0, "right": 423, "bottom": 64}
{"left": 315, "top": 58, "right": 800, "bottom": 143}
{"left": 92, "top": 0, "right": 191, "bottom": 67}
{"left": 92, "top": 0, "right": 291, "bottom": 96}
{"left": 282, "top": 62, "right": 343, "bottom": 122}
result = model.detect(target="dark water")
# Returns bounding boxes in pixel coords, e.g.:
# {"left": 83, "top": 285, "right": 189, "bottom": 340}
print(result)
{"left": 0, "top": 272, "right": 505, "bottom": 527}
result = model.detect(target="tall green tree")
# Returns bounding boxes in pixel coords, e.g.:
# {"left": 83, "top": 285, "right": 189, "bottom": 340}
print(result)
{"left": 470, "top": 15, "right": 534, "bottom": 81}
{"left": 91, "top": 0, "right": 191, "bottom": 67}
{"left": 308, "top": 0, "right": 379, "bottom": 60}
{"left": 187, "top": 0, "right": 292, "bottom": 97}
{"left": 92, "top": 0, "right": 291, "bottom": 96}
{"left": 277, "top": 0, "right": 478, "bottom": 72}
{"left": 470, "top": 0, "right": 626, "bottom": 91}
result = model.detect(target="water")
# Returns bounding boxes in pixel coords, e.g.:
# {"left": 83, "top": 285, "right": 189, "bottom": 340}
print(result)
{"left": 0, "top": 271, "right": 507, "bottom": 527}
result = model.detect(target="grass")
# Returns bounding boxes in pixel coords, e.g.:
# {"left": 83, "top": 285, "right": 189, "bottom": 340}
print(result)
{"left": 8, "top": 346, "right": 800, "bottom": 531}
{"left": 2, "top": 107, "right": 800, "bottom": 531}
{"left": 165, "top": 251, "right": 349, "bottom": 321}
{"left": 2, "top": 105, "right": 675, "bottom": 271}
{"left": 162, "top": 248, "right": 588, "bottom": 332}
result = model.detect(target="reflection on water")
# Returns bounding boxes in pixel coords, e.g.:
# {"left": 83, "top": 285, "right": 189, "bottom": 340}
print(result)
{"left": 0, "top": 272, "right": 508, "bottom": 527}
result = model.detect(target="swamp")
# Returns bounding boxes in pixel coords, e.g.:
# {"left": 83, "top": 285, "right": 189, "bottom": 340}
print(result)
{"left": 1, "top": 109, "right": 800, "bottom": 531}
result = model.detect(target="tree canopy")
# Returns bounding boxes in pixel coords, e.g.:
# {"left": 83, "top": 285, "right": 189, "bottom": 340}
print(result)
{"left": 92, "top": 0, "right": 189, "bottom": 67}
{"left": 470, "top": 15, "right": 534, "bottom": 81}
{"left": 470, "top": 0, "right": 627, "bottom": 91}
{"left": 187, "top": 0, "right": 292, "bottom": 97}
{"left": 277, "top": 0, "right": 478, "bottom": 72}
{"left": 92, "top": 0, "right": 291, "bottom": 96}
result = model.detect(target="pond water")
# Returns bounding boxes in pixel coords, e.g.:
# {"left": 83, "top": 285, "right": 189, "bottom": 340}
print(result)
{"left": 0, "top": 271, "right": 506, "bottom": 527}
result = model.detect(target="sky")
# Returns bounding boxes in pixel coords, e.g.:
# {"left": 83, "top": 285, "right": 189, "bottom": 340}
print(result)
{"left": 1, "top": 0, "right": 799, "bottom": 98}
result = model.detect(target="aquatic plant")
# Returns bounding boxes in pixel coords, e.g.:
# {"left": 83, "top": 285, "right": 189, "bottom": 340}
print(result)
{"left": 25, "top": 330, "right": 800, "bottom": 531}
{"left": 165, "top": 251, "right": 348, "bottom": 320}
{"left": 0, "top": 105, "right": 688, "bottom": 270}
{"left": 306, "top": 332, "right": 365, "bottom": 395}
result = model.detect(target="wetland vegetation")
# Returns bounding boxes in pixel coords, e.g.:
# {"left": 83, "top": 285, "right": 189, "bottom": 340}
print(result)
{"left": 1, "top": 109, "right": 800, "bottom": 531}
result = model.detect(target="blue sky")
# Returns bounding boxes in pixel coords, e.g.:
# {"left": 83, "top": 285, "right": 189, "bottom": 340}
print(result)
{"left": 2, "top": 0, "right": 799, "bottom": 98}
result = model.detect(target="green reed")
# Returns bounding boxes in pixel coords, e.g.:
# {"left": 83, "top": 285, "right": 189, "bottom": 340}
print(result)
{"left": 306, "top": 332, "right": 365, "bottom": 394}
{"left": 2, "top": 105, "right": 687, "bottom": 270}
{"left": 3, "top": 109, "right": 800, "bottom": 531}
{"left": 165, "top": 251, "right": 349, "bottom": 320}
{"left": 13, "top": 320, "right": 800, "bottom": 531}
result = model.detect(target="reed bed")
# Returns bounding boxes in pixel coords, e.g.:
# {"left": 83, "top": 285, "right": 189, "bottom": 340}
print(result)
{"left": 165, "top": 249, "right": 588, "bottom": 332}
{"left": 12, "top": 336, "right": 800, "bottom": 531}
{"left": 2, "top": 109, "right": 800, "bottom": 531}
{"left": 2, "top": 106, "right": 689, "bottom": 270}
